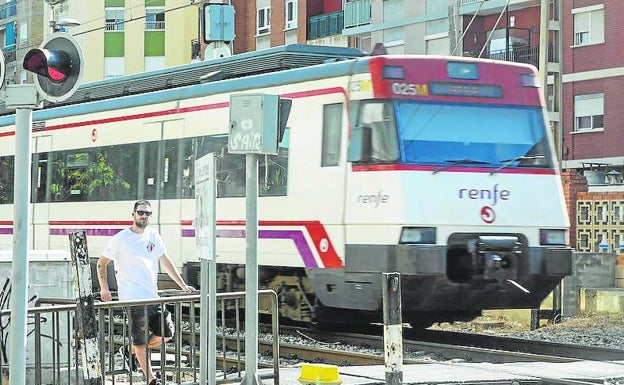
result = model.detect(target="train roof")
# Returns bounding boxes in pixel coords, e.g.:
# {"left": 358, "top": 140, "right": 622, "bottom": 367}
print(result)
{"left": 0, "top": 44, "right": 365, "bottom": 117}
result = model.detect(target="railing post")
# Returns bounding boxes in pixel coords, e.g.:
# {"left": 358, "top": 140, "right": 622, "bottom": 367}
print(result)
{"left": 69, "top": 231, "right": 102, "bottom": 384}
{"left": 382, "top": 272, "right": 403, "bottom": 385}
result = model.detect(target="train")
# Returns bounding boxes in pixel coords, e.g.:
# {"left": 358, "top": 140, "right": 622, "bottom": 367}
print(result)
{"left": 0, "top": 44, "right": 572, "bottom": 327}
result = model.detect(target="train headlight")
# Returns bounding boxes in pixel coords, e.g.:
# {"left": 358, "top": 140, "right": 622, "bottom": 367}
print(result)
{"left": 540, "top": 229, "right": 567, "bottom": 245}
{"left": 399, "top": 227, "right": 436, "bottom": 244}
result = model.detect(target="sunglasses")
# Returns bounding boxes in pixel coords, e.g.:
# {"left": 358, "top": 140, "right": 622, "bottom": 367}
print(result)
{"left": 135, "top": 210, "right": 153, "bottom": 217}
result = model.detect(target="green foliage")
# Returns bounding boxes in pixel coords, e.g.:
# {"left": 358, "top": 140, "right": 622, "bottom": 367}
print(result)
{"left": 51, "top": 151, "right": 131, "bottom": 201}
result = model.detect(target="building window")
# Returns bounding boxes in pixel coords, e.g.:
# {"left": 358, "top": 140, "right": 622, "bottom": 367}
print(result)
{"left": 572, "top": 5, "right": 604, "bottom": 46}
{"left": 574, "top": 93, "right": 604, "bottom": 132}
{"left": 146, "top": 7, "right": 165, "bottom": 30}
{"left": 105, "top": 7, "right": 125, "bottom": 31}
{"left": 285, "top": 0, "right": 297, "bottom": 29}
{"left": 257, "top": 7, "right": 270, "bottom": 35}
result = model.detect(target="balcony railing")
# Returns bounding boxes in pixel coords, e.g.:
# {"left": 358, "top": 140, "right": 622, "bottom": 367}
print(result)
{"left": 105, "top": 21, "right": 125, "bottom": 31}
{"left": 465, "top": 44, "right": 556, "bottom": 68}
{"left": 146, "top": 20, "right": 165, "bottom": 30}
{"left": 344, "top": 0, "right": 370, "bottom": 28}
{"left": 308, "top": 11, "right": 344, "bottom": 40}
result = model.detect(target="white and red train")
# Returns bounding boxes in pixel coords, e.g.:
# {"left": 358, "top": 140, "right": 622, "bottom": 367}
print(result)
{"left": 0, "top": 45, "right": 571, "bottom": 326}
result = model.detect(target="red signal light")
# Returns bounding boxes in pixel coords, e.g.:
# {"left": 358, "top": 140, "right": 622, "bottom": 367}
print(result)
{"left": 23, "top": 49, "right": 71, "bottom": 83}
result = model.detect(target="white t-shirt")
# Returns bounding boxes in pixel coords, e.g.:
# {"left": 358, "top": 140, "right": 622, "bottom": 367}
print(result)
{"left": 102, "top": 227, "right": 166, "bottom": 301}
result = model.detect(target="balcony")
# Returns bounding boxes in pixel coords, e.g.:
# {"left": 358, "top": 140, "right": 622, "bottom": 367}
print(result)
{"left": 464, "top": 44, "right": 556, "bottom": 68}
{"left": 308, "top": 11, "right": 344, "bottom": 40}
{"left": 344, "top": 0, "right": 370, "bottom": 28}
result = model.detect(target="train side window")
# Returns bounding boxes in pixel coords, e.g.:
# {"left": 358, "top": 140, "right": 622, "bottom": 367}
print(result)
{"left": 260, "top": 129, "right": 289, "bottom": 197}
{"left": 193, "top": 135, "right": 245, "bottom": 198}
{"left": 163, "top": 138, "right": 194, "bottom": 199}
{"left": 0, "top": 155, "right": 13, "bottom": 204}
{"left": 322, "top": 103, "right": 343, "bottom": 167}
{"left": 50, "top": 145, "right": 136, "bottom": 202}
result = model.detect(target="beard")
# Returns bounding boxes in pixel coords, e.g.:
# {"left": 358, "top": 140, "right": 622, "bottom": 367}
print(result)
{"left": 134, "top": 218, "right": 148, "bottom": 229}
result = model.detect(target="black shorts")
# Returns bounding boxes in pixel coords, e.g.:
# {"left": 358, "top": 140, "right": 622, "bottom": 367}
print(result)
{"left": 128, "top": 304, "right": 174, "bottom": 345}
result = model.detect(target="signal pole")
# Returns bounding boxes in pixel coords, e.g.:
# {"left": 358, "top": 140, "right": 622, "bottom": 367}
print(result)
{"left": 7, "top": 32, "right": 83, "bottom": 385}
{"left": 9, "top": 105, "right": 33, "bottom": 385}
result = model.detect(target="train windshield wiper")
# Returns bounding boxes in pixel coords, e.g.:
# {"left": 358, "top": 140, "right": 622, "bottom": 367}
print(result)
{"left": 490, "top": 155, "right": 545, "bottom": 175}
{"left": 433, "top": 158, "right": 490, "bottom": 174}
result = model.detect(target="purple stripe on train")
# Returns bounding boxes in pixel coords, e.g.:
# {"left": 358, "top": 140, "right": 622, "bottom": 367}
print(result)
{"left": 0, "top": 228, "right": 12, "bottom": 235}
{"left": 184, "top": 228, "right": 318, "bottom": 268}
{"left": 50, "top": 228, "right": 123, "bottom": 236}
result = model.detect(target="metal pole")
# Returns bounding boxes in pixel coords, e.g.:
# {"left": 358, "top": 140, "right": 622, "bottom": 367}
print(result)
{"left": 9, "top": 108, "right": 32, "bottom": 385}
{"left": 539, "top": 0, "right": 549, "bottom": 91}
{"left": 196, "top": 154, "right": 217, "bottom": 385}
{"left": 243, "top": 153, "right": 260, "bottom": 385}
{"left": 383, "top": 272, "right": 402, "bottom": 385}
{"left": 208, "top": 158, "right": 217, "bottom": 385}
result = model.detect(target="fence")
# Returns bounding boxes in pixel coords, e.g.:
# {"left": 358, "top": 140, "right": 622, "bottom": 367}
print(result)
{"left": 0, "top": 290, "right": 279, "bottom": 385}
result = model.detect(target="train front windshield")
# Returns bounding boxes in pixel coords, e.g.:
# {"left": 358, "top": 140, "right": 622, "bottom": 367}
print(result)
{"left": 358, "top": 100, "right": 553, "bottom": 169}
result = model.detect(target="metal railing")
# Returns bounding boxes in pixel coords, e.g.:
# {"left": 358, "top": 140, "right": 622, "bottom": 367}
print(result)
{"left": 464, "top": 44, "right": 557, "bottom": 68}
{"left": 344, "top": 0, "right": 371, "bottom": 28}
{"left": 0, "top": 290, "right": 279, "bottom": 384}
{"left": 105, "top": 21, "right": 125, "bottom": 31}
{"left": 308, "top": 11, "right": 344, "bottom": 40}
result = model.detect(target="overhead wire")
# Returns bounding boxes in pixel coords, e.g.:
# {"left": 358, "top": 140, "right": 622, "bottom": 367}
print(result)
{"left": 450, "top": 0, "right": 488, "bottom": 56}
{"left": 478, "top": 0, "right": 513, "bottom": 58}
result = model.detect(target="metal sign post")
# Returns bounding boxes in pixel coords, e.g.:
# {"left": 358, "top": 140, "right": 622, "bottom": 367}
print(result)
{"left": 195, "top": 153, "right": 217, "bottom": 385}
{"left": 228, "top": 93, "right": 284, "bottom": 385}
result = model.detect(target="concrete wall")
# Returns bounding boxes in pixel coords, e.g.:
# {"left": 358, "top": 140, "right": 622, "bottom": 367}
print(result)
{"left": 562, "top": 251, "right": 615, "bottom": 316}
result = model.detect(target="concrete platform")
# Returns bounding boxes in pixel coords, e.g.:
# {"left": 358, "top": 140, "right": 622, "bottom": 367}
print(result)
{"left": 241, "top": 360, "right": 624, "bottom": 385}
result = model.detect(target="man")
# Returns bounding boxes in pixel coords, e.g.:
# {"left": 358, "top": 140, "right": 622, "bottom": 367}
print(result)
{"left": 97, "top": 200, "right": 194, "bottom": 385}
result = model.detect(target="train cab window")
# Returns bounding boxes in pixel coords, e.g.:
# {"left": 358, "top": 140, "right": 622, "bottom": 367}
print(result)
{"left": 322, "top": 103, "right": 343, "bottom": 167}
{"left": 0, "top": 155, "right": 13, "bottom": 204}
{"left": 355, "top": 101, "right": 400, "bottom": 163}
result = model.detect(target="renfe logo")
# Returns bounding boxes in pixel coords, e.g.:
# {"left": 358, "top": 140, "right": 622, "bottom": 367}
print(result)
{"left": 458, "top": 184, "right": 510, "bottom": 206}
{"left": 357, "top": 191, "right": 389, "bottom": 208}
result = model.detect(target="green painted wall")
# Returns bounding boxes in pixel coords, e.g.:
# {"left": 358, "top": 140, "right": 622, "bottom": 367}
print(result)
{"left": 105, "top": 0, "right": 124, "bottom": 7}
{"left": 145, "top": 31, "right": 165, "bottom": 56}
{"left": 105, "top": 33, "right": 125, "bottom": 56}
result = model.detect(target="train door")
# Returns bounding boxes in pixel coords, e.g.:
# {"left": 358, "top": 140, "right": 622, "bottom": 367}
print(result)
{"left": 32, "top": 135, "right": 53, "bottom": 249}
{"left": 146, "top": 119, "right": 189, "bottom": 268}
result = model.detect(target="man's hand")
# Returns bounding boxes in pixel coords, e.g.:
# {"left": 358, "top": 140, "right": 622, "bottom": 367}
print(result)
{"left": 181, "top": 284, "right": 195, "bottom": 293}
{"left": 100, "top": 288, "right": 112, "bottom": 302}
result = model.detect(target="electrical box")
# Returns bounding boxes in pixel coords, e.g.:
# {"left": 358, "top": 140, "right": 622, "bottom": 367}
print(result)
{"left": 204, "top": 3, "right": 235, "bottom": 42}
{"left": 0, "top": 250, "right": 74, "bottom": 372}
{"left": 228, "top": 93, "right": 279, "bottom": 155}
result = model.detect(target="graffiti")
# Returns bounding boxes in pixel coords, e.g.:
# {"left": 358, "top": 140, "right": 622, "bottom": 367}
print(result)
{"left": 0, "top": 277, "right": 55, "bottom": 364}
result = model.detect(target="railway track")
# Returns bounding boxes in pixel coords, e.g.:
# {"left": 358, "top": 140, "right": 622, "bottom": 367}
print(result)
{"left": 106, "top": 311, "right": 624, "bottom": 375}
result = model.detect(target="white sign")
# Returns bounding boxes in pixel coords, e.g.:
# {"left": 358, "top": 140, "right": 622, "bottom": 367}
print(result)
{"left": 194, "top": 153, "right": 216, "bottom": 260}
